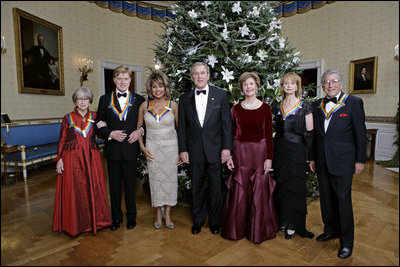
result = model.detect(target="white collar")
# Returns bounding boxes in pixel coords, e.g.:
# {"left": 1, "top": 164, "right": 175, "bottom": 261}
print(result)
{"left": 115, "top": 89, "right": 128, "bottom": 95}
{"left": 326, "top": 91, "right": 341, "bottom": 100}
{"left": 195, "top": 85, "right": 209, "bottom": 93}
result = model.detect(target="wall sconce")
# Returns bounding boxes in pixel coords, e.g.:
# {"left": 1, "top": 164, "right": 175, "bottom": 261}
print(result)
{"left": 1, "top": 35, "right": 6, "bottom": 54}
{"left": 79, "top": 58, "right": 93, "bottom": 86}
{"left": 395, "top": 44, "right": 399, "bottom": 61}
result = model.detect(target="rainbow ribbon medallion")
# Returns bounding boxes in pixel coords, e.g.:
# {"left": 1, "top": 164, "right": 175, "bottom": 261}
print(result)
{"left": 279, "top": 100, "right": 303, "bottom": 120}
{"left": 319, "top": 93, "right": 349, "bottom": 120}
{"left": 147, "top": 100, "right": 171, "bottom": 122}
{"left": 108, "top": 91, "right": 133, "bottom": 121}
{"left": 68, "top": 111, "right": 94, "bottom": 138}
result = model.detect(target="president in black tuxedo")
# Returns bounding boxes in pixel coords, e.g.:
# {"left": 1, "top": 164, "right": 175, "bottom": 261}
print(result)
{"left": 96, "top": 66, "right": 145, "bottom": 231}
{"left": 178, "top": 62, "right": 233, "bottom": 235}
{"left": 309, "top": 69, "right": 367, "bottom": 259}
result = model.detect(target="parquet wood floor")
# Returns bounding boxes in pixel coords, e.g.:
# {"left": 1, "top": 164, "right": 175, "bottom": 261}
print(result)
{"left": 1, "top": 160, "right": 399, "bottom": 266}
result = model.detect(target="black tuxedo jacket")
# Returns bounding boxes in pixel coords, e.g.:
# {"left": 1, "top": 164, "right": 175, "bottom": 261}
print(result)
{"left": 355, "top": 77, "right": 372, "bottom": 90}
{"left": 96, "top": 91, "right": 145, "bottom": 161}
{"left": 178, "top": 85, "right": 233, "bottom": 164}
{"left": 310, "top": 92, "right": 367, "bottom": 176}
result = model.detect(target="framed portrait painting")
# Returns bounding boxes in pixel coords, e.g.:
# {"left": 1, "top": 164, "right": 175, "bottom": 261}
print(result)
{"left": 349, "top": 56, "right": 377, "bottom": 94}
{"left": 13, "top": 8, "right": 64, "bottom": 95}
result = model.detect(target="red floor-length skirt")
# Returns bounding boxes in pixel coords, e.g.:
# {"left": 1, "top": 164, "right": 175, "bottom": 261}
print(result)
{"left": 52, "top": 125, "right": 111, "bottom": 237}
{"left": 221, "top": 139, "right": 279, "bottom": 244}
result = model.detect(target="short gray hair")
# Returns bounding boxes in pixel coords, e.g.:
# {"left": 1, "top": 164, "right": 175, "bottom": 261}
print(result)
{"left": 190, "top": 62, "right": 209, "bottom": 75}
{"left": 72, "top": 87, "right": 93, "bottom": 104}
{"left": 321, "top": 69, "right": 344, "bottom": 84}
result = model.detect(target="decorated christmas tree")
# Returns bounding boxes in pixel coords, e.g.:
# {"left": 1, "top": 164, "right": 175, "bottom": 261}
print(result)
{"left": 141, "top": 1, "right": 319, "bottom": 202}
{"left": 152, "top": 1, "right": 301, "bottom": 105}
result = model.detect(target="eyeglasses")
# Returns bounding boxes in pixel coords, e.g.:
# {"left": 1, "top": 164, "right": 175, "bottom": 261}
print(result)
{"left": 323, "top": 79, "right": 341, "bottom": 85}
{"left": 76, "top": 98, "right": 89, "bottom": 102}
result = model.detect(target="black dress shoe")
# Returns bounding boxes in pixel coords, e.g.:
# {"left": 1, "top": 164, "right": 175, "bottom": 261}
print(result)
{"left": 210, "top": 225, "right": 220, "bottom": 235}
{"left": 111, "top": 220, "right": 122, "bottom": 231}
{"left": 338, "top": 246, "right": 352, "bottom": 259}
{"left": 297, "top": 230, "right": 315, "bottom": 239}
{"left": 127, "top": 220, "right": 136, "bottom": 230}
{"left": 316, "top": 232, "right": 337, "bottom": 242}
{"left": 191, "top": 224, "right": 202, "bottom": 235}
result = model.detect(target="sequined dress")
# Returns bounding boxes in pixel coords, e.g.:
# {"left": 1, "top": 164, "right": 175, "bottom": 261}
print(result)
{"left": 144, "top": 105, "right": 178, "bottom": 207}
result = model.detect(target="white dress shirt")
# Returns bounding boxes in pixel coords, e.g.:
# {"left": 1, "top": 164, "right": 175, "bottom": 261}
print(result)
{"left": 116, "top": 89, "right": 128, "bottom": 121}
{"left": 362, "top": 74, "right": 366, "bottom": 81}
{"left": 195, "top": 85, "right": 209, "bottom": 127}
{"left": 324, "top": 92, "right": 341, "bottom": 132}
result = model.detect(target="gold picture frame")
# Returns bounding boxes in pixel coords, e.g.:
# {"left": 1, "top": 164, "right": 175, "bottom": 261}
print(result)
{"left": 13, "top": 8, "right": 64, "bottom": 95}
{"left": 349, "top": 57, "right": 377, "bottom": 94}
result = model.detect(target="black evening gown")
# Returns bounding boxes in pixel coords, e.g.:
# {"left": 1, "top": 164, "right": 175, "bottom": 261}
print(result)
{"left": 272, "top": 100, "right": 313, "bottom": 236}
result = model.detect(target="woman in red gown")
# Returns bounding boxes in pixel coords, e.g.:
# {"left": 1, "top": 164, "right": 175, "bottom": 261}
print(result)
{"left": 221, "top": 72, "right": 279, "bottom": 244}
{"left": 53, "top": 88, "right": 112, "bottom": 237}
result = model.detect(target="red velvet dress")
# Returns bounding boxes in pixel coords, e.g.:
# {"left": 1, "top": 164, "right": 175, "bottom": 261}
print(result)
{"left": 221, "top": 102, "right": 279, "bottom": 244}
{"left": 52, "top": 110, "right": 112, "bottom": 237}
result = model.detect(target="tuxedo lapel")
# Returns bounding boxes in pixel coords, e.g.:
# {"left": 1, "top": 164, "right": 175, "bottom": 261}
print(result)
{"left": 113, "top": 91, "right": 122, "bottom": 112}
{"left": 326, "top": 92, "right": 345, "bottom": 133}
{"left": 126, "top": 93, "right": 136, "bottom": 120}
{"left": 326, "top": 110, "right": 340, "bottom": 133}
{"left": 203, "top": 87, "right": 215, "bottom": 126}
{"left": 189, "top": 90, "right": 202, "bottom": 128}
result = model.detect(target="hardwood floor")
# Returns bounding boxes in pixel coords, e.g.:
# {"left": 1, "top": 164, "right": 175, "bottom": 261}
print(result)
{"left": 1, "top": 160, "right": 399, "bottom": 266}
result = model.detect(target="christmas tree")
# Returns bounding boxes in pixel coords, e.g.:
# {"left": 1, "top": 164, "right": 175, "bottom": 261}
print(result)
{"left": 143, "top": 1, "right": 319, "bottom": 202}
{"left": 152, "top": 1, "right": 301, "bottom": 105}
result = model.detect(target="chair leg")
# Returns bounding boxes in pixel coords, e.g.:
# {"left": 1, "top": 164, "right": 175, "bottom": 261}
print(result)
{"left": 21, "top": 146, "right": 27, "bottom": 182}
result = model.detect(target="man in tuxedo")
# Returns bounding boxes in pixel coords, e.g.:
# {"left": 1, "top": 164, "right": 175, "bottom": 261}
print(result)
{"left": 96, "top": 65, "right": 145, "bottom": 231}
{"left": 178, "top": 62, "right": 233, "bottom": 235}
{"left": 309, "top": 69, "right": 367, "bottom": 259}
{"left": 354, "top": 67, "right": 372, "bottom": 90}
{"left": 23, "top": 34, "right": 54, "bottom": 89}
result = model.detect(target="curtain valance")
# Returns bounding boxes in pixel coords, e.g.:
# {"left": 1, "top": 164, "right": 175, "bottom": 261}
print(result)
{"left": 275, "top": 1, "right": 335, "bottom": 18}
{"left": 90, "top": 1, "right": 175, "bottom": 22}
{"left": 91, "top": 1, "right": 335, "bottom": 22}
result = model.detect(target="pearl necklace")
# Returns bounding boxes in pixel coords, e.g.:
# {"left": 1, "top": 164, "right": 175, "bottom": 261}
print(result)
{"left": 242, "top": 100, "right": 258, "bottom": 109}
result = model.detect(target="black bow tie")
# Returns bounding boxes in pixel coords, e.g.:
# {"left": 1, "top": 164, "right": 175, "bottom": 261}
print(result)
{"left": 117, "top": 92, "right": 127, "bottom": 98}
{"left": 324, "top": 97, "right": 337, "bottom": 105}
{"left": 196, "top": 90, "right": 206, "bottom": 95}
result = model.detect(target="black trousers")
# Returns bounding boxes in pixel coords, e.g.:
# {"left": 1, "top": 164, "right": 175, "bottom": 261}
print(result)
{"left": 318, "top": 163, "right": 354, "bottom": 248}
{"left": 107, "top": 159, "right": 137, "bottom": 222}
{"left": 189, "top": 151, "right": 223, "bottom": 227}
